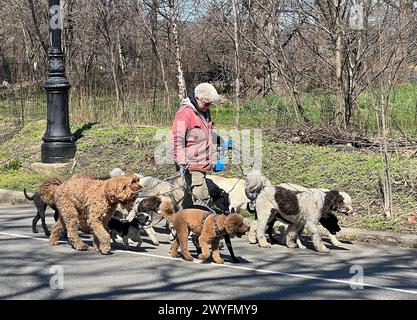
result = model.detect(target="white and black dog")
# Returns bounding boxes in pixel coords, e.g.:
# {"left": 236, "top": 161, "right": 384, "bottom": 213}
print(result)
{"left": 109, "top": 211, "right": 151, "bottom": 249}
{"left": 111, "top": 196, "right": 164, "bottom": 248}
{"left": 245, "top": 171, "right": 353, "bottom": 253}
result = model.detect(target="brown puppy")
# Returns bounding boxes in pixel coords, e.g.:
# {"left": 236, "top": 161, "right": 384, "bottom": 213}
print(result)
{"left": 159, "top": 201, "right": 249, "bottom": 264}
{"left": 46, "top": 173, "right": 142, "bottom": 254}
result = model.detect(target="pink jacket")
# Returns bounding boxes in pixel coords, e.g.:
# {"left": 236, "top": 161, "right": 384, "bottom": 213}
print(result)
{"left": 171, "top": 98, "right": 215, "bottom": 173}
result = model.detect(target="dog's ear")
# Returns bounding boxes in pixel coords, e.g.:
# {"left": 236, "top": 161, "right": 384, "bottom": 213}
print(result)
{"left": 224, "top": 214, "right": 244, "bottom": 235}
{"left": 322, "top": 190, "right": 344, "bottom": 214}
{"left": 105, "top": 175, "right": 140, "bottom": 204}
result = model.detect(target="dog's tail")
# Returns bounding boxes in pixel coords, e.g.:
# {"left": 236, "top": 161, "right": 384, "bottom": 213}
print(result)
{"left": 245, "top": 170, "right": 272, "bottom": 194}
{"left": 23, "top": 188, "right": 35, "bottom": 201}
{"left": 158, "top": 199, "right": 176, "bottom": 222}
{"left": 39, "top": 177, "right": 63, "bottom": 205}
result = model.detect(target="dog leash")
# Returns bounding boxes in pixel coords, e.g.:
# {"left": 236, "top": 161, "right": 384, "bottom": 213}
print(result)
{"left": 133, "top": 171, "right": 182, "bottom": 195}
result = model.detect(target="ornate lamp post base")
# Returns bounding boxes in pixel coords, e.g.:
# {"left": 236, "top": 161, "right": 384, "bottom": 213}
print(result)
{"left": 41, "top": 142, "right": 76, "bottom": 163}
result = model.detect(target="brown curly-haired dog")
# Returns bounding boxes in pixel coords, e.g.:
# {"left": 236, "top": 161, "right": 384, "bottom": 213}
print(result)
{"left": 38, "top": 177, "right": 90, "bottom": 234}
{"left": 159, "top": 201, "right": 250, "bottom": 264}
{"left": 46, "top": 173, "right": 142, "bottom": 254}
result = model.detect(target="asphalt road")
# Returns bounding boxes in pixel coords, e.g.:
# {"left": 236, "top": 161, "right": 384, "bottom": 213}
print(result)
{"left": 1, "top": 204, "right": 417, "bottom": 300}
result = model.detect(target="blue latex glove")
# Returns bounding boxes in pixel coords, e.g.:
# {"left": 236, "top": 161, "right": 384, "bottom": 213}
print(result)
{"left": 213, "top": 159, "right": 225, "bottom": 172}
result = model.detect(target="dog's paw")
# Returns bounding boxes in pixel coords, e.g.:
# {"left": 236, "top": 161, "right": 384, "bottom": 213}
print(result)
{"left": 214, "top": 259, "right": 224, "bottom": 264}
{"left": 184, "top": 255, "right": 194, "bottom": 262}
{"left": 153, "top": 241, "right": 160, "bottom": 246}
{"left": 100, "top": 247, "right": 112, "bottom": 255}
{"left": 286, "top": 241, "right": 298, "bottom": 249}
{"left": 258, "top": 240, "right": 271, "bottom": 248}
{"left": 75, "top": 243, "right": 89, "bottom": 251}
{"left": 49, "top": 239, "right": 60, "bottom": 246}
{"left": 248, "top": 237, "right": 257, "bottom": 244}
{"left": 316, "top": 246, "right": 330, "bottom": 253}
{"left": 331, "top": 240, "right": 344, "bottom": 247}
{"left": 32, "top": 229, "right": 38, "bottom": 234}
{"left": 197, "top": 254, "right": 210, "bottom": 260}
{"left": 231, "top": 257, "right": 240, "bottom": 263}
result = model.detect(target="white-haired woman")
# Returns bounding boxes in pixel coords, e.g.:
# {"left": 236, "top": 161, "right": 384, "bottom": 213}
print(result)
{"left": 171, "top": 82, "right": 222, "bottom": 208}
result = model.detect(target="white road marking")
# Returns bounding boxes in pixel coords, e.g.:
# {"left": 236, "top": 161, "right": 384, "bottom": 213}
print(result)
{"left": 1, "top": 231, "right": 417, "bottom": 296}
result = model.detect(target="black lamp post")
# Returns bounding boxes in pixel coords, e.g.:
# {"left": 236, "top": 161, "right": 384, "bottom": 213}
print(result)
{"left": 41, "top": 0, "right": 76, "bottom": 163}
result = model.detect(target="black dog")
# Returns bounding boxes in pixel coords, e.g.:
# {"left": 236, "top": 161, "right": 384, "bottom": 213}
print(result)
{"left": 266, "top": 213, "right": 341, "bottom": 243}
{"left": 24, "top": 189, "right": 59, "bottom": 236}
{"left": 108, "top": 212, "right": 151, "bottom": 248}
{"left": 319, "top": 214, "right": 341, "bottom": 235}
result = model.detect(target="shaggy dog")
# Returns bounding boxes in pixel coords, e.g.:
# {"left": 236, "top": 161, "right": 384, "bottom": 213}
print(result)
{"left": 158, "top": 201, "right": 250, "bottom": 264}
{"left": 273, "top": 182, "right": 352, "bottom": 247}
{"left": 24, "top": 188, "right": 59, "bottom": 236}
{"left": 46, "top": 173, "right": 141, "bottom": 254}
{"left": 208, "top": 174, "right": 352, "bottom": 247}
{"left": 245, "top": 171, "right": 352, "bottom": 253}
{"left": 266, "top": 209, "right": 342, "bottom": 246}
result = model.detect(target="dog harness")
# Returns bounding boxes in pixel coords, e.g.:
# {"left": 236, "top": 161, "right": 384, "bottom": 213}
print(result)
{"left": 201, "top": 211, "right": 226, "bottom": 238}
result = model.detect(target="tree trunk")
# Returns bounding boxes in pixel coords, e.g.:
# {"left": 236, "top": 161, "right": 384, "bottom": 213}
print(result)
{"left": 231, "top": 0, "right": 240, "bottom": 129}
{"left": 168, "top": 0, "right": 186, "bottom": 101}
{"left": 335, "top": 32, "right": 344, "bottom": 128}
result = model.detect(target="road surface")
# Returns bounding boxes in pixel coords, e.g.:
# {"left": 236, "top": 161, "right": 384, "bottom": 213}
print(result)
{"left": 1, "top": 204, "right": 417, "bottom": 300}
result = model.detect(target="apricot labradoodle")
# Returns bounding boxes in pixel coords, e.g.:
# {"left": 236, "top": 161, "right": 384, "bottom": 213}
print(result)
{"left": 44, "top": 173, "right": 142, "bottom": 254}
{"left": 159, "top": 201, "right": 250, "bottom": 264}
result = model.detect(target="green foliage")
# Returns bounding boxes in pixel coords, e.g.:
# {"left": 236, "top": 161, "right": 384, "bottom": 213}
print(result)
{"left": 1, "top": 159, "right": 21, "bottom": 172}
{"left": 0, "top": 171, "right": 45, "bottom": 192}
{"left": 349, "top": 214, "right": 397, "bottom": 231}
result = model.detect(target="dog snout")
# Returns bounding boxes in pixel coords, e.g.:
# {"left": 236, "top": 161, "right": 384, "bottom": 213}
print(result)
{"left": 137, "top": 213, "right": 150, "bottom": 225}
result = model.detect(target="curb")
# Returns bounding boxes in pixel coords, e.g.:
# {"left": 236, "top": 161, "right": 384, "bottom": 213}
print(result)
{"left": 335, "top": 227, "right": 417, "bottom": 249}
{"left": 0, "top": 189, "right": 32, "bottom": 204}
{"left": 242, "top": 218, "right": 417, "bottom": 250}
{"left": 1, "top": 189, "right": 416, "bottom": 249}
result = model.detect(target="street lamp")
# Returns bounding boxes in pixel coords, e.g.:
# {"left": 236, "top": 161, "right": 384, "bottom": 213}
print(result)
{"left": 41, "top": 0, "right": 76, "bottom": 163}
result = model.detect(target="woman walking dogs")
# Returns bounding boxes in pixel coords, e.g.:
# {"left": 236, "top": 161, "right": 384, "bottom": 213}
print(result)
{"left": 171, "top": 82, "right": 222, "bottom": 208}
